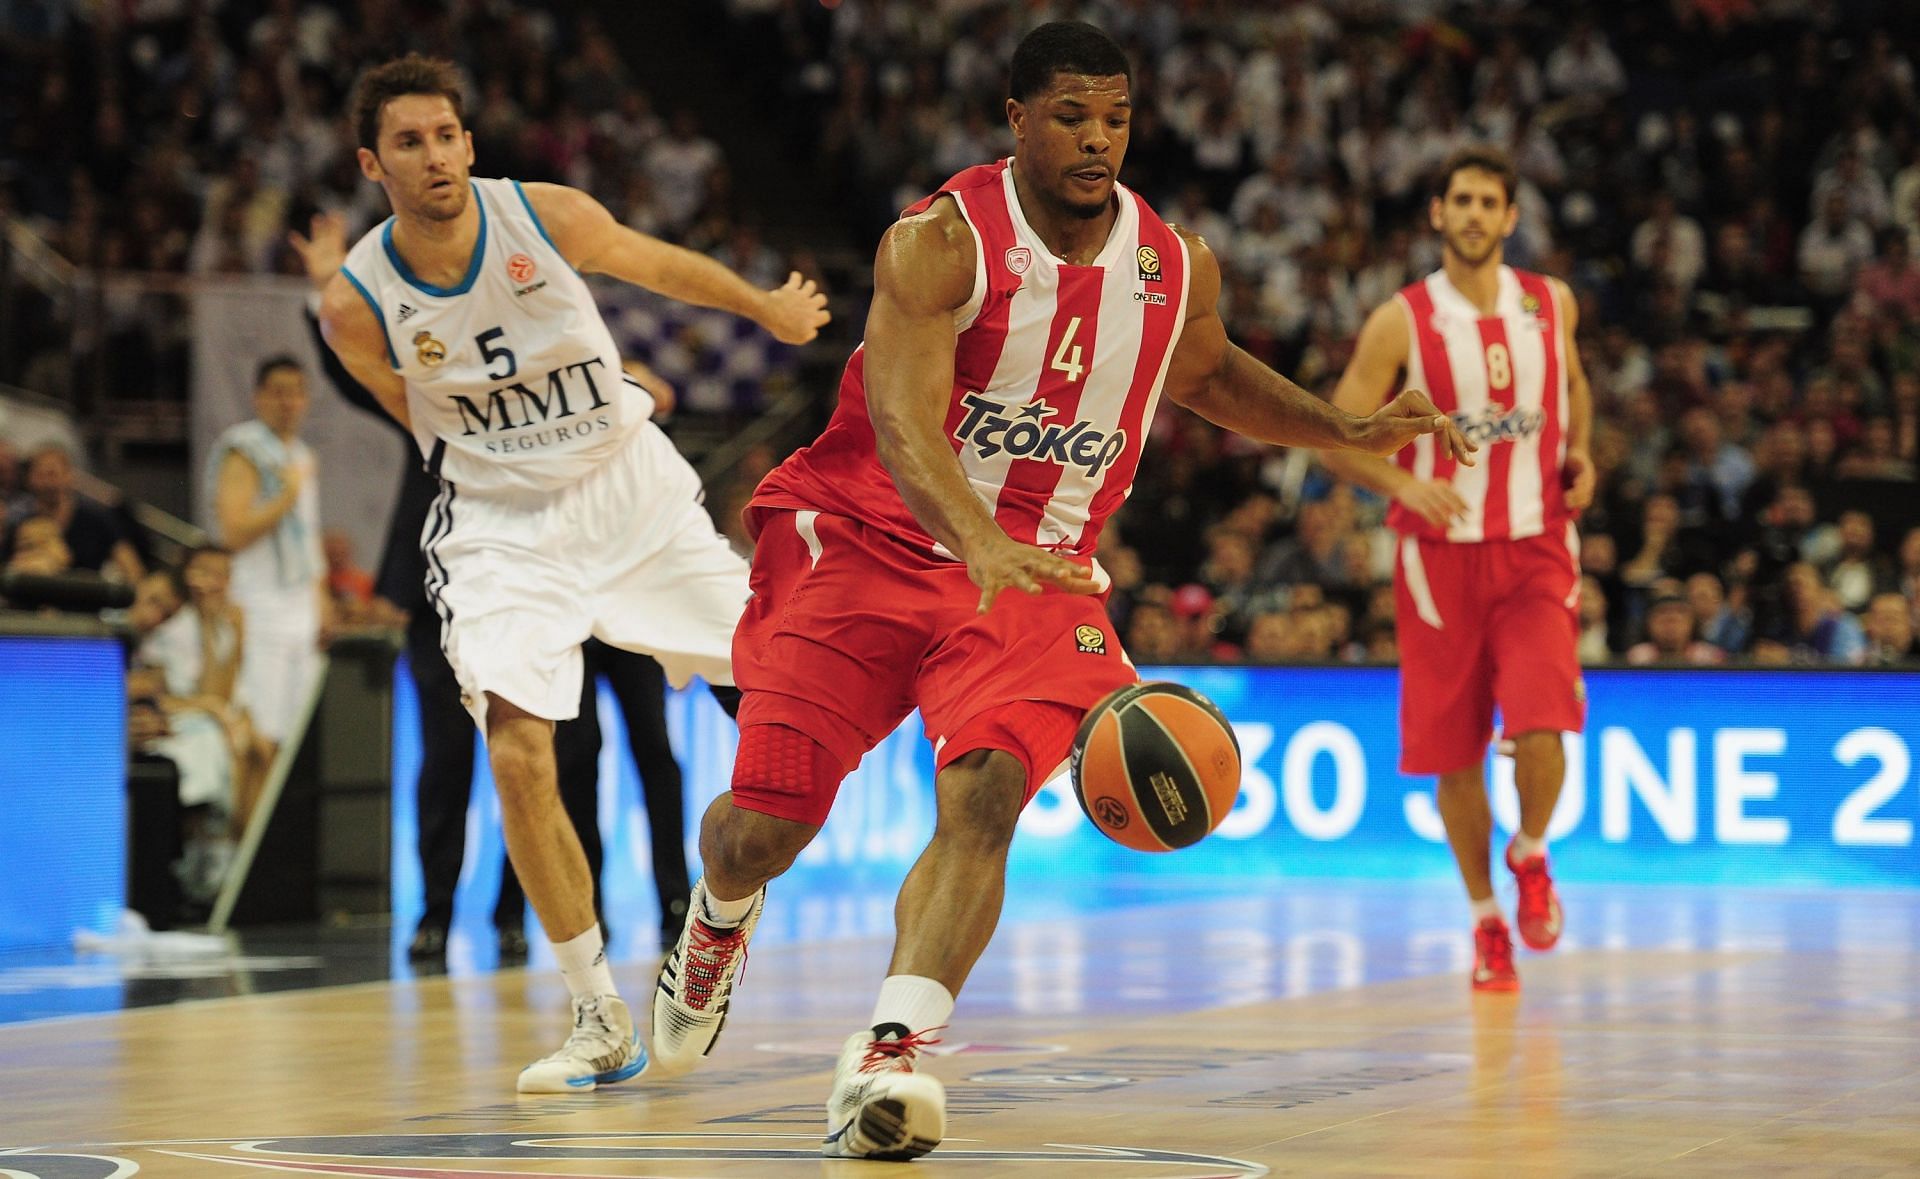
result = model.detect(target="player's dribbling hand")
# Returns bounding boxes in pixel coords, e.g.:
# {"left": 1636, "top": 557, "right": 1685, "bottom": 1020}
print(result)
{"left": 762, "top": 271, "right": 831, "bottom": 344}
{"left": 969, "top": 536, "right": 1099, "bottom": 614}
{"left": 288, "top": 212, "right": 349, "bottom": 289}
{"left": 1359, "top": 389, "right": 1477, "bottom": 465}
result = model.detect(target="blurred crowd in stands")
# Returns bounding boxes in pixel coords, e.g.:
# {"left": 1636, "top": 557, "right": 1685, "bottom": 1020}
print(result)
{"left": 728, "top": 0, "right": 1920, "bottom": 665}
{"left": 4, "top": 0, "right": 1919, "bottom": 672}
{"left": 0, "top": 0, "right": 803, "bottom": 414}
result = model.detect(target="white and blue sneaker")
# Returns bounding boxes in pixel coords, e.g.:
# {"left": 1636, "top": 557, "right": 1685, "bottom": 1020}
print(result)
{"left": 650, "top": 880, "right": 764, "bottom": 1077}
{"left": 821, "top": 1022, "right": 946, "bottom": 1160}
{"left": 516, "top": 994, "right": 646, "bottom": 1093}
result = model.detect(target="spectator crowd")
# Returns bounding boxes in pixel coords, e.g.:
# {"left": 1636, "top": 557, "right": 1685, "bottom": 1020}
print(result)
{"left": 5, "top": 0, "right": 1920, "bottom": 685}
{"left": 0, "top": 0, "right": 805, "bottom": 415}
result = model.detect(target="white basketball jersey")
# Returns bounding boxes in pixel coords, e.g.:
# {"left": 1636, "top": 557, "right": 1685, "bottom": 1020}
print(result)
{"left": 340, "top": 178, "right": 646, "bottom": 494}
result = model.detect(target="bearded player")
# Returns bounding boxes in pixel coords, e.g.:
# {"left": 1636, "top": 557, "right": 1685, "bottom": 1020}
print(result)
{"left": 1321, "top": 145, "right": 1595, "bottom": 992}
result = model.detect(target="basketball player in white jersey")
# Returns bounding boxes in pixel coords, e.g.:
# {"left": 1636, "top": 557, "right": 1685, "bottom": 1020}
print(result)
{"left": 1321, "top": 146, "right": 1596, "bottom": 992}
{"left": 643, "top": 22, "right": 1473, "bottom": 1159}
{"left": 315, "top": 55, "right": 828, "bottom": 1092}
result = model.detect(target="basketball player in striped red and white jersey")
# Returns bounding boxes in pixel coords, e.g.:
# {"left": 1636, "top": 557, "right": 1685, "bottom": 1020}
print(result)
{"left": 646, "top": 22, "right": 1473, "bottom": 1161}
{"left": 1322, "top": 146, "right": 1596, "bottom": 993}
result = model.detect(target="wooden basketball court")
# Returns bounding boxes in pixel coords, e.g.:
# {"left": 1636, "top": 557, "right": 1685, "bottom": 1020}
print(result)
{"left": 3, "top": 882, "right": 1916, "bottom": 1177}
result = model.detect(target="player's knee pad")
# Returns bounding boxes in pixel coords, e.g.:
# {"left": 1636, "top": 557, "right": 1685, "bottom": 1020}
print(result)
{"left": 730, "top": 722, "right": 848, "bottom": 828}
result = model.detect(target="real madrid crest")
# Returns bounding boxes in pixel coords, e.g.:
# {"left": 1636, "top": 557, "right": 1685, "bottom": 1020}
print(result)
{"left": 414, "top": 330, "right": 448, "bottom": 367}
{"left": 1137, "top": 244, "right": 1162, "bottom": 282}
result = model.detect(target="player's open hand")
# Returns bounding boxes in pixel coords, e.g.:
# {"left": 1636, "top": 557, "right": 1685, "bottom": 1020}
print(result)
{"left": 288, "top": 212, "right": 349, "bottom": 290}
{"left": 1357, "top": 389, "right": 1477, "bottom": 465}
{"left": 968, "top": 535, "right": 1099, "bottom": 615}
{"left": 762, "top": 271, "right": 830, "bottom": 344}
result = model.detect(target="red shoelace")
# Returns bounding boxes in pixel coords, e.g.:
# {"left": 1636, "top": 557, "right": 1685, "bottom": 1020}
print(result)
{"left": 861, "top": 1026, "right": 946, "bottom": 1072}
{"left": 681, "top": 920, "right": 748, "bottom": 1011}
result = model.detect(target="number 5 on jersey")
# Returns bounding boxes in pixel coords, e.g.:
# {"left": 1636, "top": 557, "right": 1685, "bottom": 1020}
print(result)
{"left": 477, "top": 326, "right": 517, "bottom": 380}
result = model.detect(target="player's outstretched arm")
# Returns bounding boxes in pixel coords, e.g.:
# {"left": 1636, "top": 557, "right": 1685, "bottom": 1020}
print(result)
{"left": 317, "top": 274, "right": 412, "bottom": 428}
{"left": 524, "top": 182, "right": 828, "bottom": 344}
{"left": 1318, "top": 300, "right": 1465, "bottom": 527}
{"left": 1161, "top": 230, "right": 1474, "bottom": 464}
{"left": 865, "top": 202, "right": 1095, "bottom": 614}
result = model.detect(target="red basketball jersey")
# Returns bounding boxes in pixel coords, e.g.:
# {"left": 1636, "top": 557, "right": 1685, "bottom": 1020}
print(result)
{"left": 1387, "top": 266, "right": 1571, "bottom": 543}
{"left": 752, "top": 159, "right": 1192, "bottom": 559}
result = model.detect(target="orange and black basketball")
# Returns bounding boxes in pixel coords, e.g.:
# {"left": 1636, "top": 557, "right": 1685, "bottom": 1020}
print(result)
{"left": 1070, "top": 682, "right": 1241, "bottom": 852}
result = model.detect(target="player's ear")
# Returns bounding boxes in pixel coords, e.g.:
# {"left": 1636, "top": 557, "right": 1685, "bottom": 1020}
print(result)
{"left": 1006, "top": 97, "right": 1025, "bottom": 140}
{"left": 357, "top": 146, "right": 383, "bottom": 183}
{"left": 1428, "top": 195, "right": 1444, "bottom": 233}
{"left": 464, "top": 129, "right": 475, "bottom": 167}
{"left": 1501, "top": 198, "right": 1520, "bottom": 238}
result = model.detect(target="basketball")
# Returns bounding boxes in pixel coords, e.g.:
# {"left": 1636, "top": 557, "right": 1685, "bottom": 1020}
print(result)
{"left": 1070, "top": 682, "right": 1242, "bottom": 852}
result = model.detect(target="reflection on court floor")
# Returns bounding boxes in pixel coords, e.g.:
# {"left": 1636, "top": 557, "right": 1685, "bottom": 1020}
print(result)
{"left": 2, "top": 881, "right": 1916, "bottom": 1176}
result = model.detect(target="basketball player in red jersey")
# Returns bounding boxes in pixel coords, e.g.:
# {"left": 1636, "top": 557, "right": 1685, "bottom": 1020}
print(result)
{"left": 647, "top": 23, "right": 1472, "bottom": 1158}
{"left": 1321, "top": 146, "right": 1596, "bottom": 993}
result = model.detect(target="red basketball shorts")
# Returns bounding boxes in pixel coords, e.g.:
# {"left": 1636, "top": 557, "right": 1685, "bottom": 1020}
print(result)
{"left": 1394, "top": 525, "right": 1586, "bottom": 776}
{"left": 729, "top": 507, "right": 1138, "bottom": 825}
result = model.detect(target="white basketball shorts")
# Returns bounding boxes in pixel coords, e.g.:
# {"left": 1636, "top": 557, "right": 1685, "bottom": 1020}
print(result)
{"left": 422, "top": 421, "right": 750, "bottom": 728}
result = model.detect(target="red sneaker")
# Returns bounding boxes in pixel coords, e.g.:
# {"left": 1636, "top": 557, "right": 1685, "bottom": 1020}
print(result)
{"left": 1472, "top": 916, "right": 1520, "bottom": 992}
{"left": 1506, "top": 843, "right": 1563, "bottom": 951}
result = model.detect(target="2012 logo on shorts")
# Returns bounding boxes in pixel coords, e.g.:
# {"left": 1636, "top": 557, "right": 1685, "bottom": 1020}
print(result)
{"left": 1075, "top": 624, "right": 1108, "bottom": 655}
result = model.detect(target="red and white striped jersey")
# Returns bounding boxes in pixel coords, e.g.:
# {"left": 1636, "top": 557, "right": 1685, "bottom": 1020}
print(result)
{"left": 1388, "top": 266, "right": 1571, "bottom": 543}
{"left": 752, "top": 159, "right": 1192, "bottom": 559}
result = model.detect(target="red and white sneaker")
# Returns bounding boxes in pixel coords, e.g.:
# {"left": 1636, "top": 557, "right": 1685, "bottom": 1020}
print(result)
{"left": 822, "top": 1023, "right": 947, "bottom": 1160}
{"left": 649, "top": 879, "right": 764, "bottom": 1077}
{"left": 1506, "top": 842, "right": 1564, "bottom": 951}
{"left": 1472, "top": 916, "right": 1520, "bottom": 992}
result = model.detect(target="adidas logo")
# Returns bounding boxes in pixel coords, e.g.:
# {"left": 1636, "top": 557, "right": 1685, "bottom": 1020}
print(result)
{"left": 396, "top": 303, "right": 418, "bottom": 323}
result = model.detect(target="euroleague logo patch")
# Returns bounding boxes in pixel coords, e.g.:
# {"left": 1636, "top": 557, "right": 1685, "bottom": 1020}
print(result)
{"left": 507, "top": 252, "right": 537, "bottom": 283}
{"left": 1004, "top": 245, "right": 1033, "bottom": 275}
{"left": 1075, "top": 624, "right": 1108, "bottom": 655}
{"left": 1137, "top": 244, "right": 1163, "bottom": 282}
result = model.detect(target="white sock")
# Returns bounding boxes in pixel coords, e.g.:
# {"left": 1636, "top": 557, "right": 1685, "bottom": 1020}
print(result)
{"left": 1470, "top": 895, "right": 1502, "bottom": 924}
{"left": 552, "top": 925, "right": 618, "bottom": 1001}
{"left": 699, "top": 880, "right": 757, "bottom": 928}
{"left": 1510, "top": 830, "right": 1548, "bottom": 862}
{"left": 870, "top": 974, "right": 955, "bottom": 1035}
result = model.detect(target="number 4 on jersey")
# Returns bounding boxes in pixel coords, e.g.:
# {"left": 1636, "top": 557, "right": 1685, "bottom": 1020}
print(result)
{"left": 1050, "top": 316, "right": 1085, "bottom": 384}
